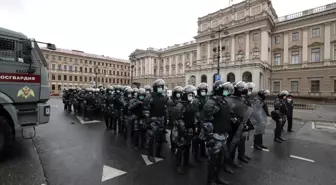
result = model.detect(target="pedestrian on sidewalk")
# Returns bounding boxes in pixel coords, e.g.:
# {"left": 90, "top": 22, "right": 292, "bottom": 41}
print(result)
{"left": 285, "top": 94, "right": 294, "bottom": 132}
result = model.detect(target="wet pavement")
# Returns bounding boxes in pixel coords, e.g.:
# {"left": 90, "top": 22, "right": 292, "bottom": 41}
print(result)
{"left": 0, "top": 98, "right": 336, "bottom": 185}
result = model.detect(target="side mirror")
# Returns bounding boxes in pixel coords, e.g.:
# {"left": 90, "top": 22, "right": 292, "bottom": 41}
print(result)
{"left": 47, "top": 43, "right": 56, "bottom": 50}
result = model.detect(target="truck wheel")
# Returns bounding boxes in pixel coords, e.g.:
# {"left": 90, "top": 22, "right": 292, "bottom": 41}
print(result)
{"left": 0, "top": 116, "right": 14, "bottom": 156}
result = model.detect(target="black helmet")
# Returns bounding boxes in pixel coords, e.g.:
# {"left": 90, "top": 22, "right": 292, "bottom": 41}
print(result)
{"left": 144, "top": 85, "right": 152, "bottom": 93}
{"left": 247, "top": 82, "right": 255, "bottom": 90}
{"left": 197, "top": 82, "right": 208, "bottom": 96}
{"left": 183, "top": 85, "right": 196, "bottom": 101}
{"left": 138, "top": 88, "right": 146, "bottom": 100}
{"left": 233, "top": 81, "right": 248, "bottom": 96}
{"left": 172, "top": 86, "right": 183, "bottom": 98}
{"left": 278, "top": 90, "right": 289, "bottom": 98}
{"left": 257, "top": 89, "right": 270, "bottom": 100}
{"left": 133, "top": 88, "right": 139, "bottom": 96}
{"left": 152, "top": 79, "right": 165, "bottom": 93}
{"left": 213, "top": 80, "right": 225, "bottom": 95}
{"left": 222, "top": 82, "right": 234, "bottom": 96}
{"left": 114, "top": 85, "right": 122, "bottom": 92}
{"left": 124, "top": 87, "right": 134, "bottom": 97}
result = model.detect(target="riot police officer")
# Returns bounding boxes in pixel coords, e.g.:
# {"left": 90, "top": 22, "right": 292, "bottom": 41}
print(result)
{"left": 192, "top": 82, "right": 208, "bottom": 162}
{"left": 129, "top": 88, "right": 147, "bottom": 150}
{"left": 172, "top": 85, "right": 197, "bottom": 174}
{"left": 144, "top": 85, "right": 152, "bottom": 95}
{"left": 112, "top": 85, "right": 125, "bottom": 133}
{"left": 203, "top": 81, "right": 233, "bottom": 185}
{"left": 122, "top": 87, "right": 134, "bottom": 139}
{"left": 167, "top": 86, "right": 183, "bottom": 153}
{"left": 144, "top": 79, "right": 167, "bottom": 163}
{"left": 104, "top": 86, "right": 114, "bottom": 130}
{"left": 251, "top": 89, "right": 270, "bottom": 150}
{"left": 272, "top": 90, "right": 289, "bottom": 143}
{"left": 238, "top": 82, "right": 255, "bottom": 163}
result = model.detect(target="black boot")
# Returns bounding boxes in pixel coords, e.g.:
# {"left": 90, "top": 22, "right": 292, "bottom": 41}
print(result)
{"left": 253, "top": 135, "right": 262, "bottom": 150}
{"left": 238, "top": 156, "right": 249, "bottom": 163}
{"left": 259, "top": 135, "right": 268, "bottom": 149}
{"left": 148, "top": 156, "right": 156, "bottom": 163}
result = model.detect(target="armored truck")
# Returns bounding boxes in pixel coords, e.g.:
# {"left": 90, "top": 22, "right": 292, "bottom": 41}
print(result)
{"left": 0, "top": 27, "right": 56, "bottom": 155}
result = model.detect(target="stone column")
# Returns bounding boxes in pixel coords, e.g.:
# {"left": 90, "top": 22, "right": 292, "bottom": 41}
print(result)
{"left": 245, "top": 31, "right": 250, "bottom": 60}
{"left": 219, "top": 39, "right": 223, "bottom": 62}
{"left": 231, "top": 35, "right": 235, "bottom": 61}
{"left": 156, "top": 58, "right": 160, "bottom": 77}
{"left": 261, "top": 27, "right": 269, "bottom": 62}
{"left": 197, "top": 43, "right": 201, "bottom": 62}
{"left": 175, "top": 56, "right": 178, "bottom": 75}
{"left": 182, "top": 53, "right": 185, "bottom": 74}
{"left": 190, "top": 52, "right": 193, "bottom": 67}
{"left": 283, "top": 32, "right": 289, "bottom": 64}
{"left": 169, "top": 57, "right": 172, "bottom": 76}
{"left": 140, "top": 59, "right": 143, "bottom": 75}
{"left": 163, "top": 58, "right": 166, "bottom": 76}
{"left": 207, "top": 41, "right": 211, "bottom": 63}
{"left": 302, "top": 27, "right": 308, "bottom": 63}
{"left": 324, "top": 22, "right": 331, "bottom": 61}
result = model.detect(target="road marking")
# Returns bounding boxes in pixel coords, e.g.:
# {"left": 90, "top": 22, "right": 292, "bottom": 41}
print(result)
{"left": 101, "top": 165, "right": 127, "bottom": 182}
{"left": 251, "top": 146, "right": 269, "bottom": 152}
{"left": 50, "top": 105, "right": 58, "bottom": 108}
{"left": 315, "top": 125, "right": 336, "bottom": 131}
{"left": 290, "top": 155, "right": 315, "bottom": 163}
{"left": 312, "top": 122, "right": 316, "bottom": 129}
{"left": 141, "top": 154, "right": 163, "bottom": 166}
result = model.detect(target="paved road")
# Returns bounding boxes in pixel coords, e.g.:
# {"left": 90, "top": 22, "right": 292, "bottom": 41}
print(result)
{"left": 0, "top": 98, "right": 336, "bottom": 185}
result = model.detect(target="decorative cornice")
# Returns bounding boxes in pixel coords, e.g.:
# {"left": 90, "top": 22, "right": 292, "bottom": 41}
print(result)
{"left": 308, "top": 42, "right": 324, "bottom": 47}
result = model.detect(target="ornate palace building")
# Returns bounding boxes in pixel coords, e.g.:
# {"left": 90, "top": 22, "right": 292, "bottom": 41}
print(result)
{"left": 130, "top": 0, "right": 336, "bottom": 98}
{"left": 42, "top": 48, "right": 130, "bottom": 94}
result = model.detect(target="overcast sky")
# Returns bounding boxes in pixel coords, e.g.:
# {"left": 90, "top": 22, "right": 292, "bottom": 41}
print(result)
{"left": 0, "top": 0, "right": 334, "bottom": 60}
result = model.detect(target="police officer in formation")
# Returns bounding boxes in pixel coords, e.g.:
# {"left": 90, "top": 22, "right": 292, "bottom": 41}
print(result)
{"left": 62, "top": 78, "right": 290, "bottom": 185}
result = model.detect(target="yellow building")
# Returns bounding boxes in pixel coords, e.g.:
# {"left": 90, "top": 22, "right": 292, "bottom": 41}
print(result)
{"left": 42, "top": 48, "right": 130, "bottom": 94}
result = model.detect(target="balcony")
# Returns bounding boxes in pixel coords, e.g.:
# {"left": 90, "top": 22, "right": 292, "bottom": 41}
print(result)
{"left": 276, "top": 2, "right": 336, "bottom": 22}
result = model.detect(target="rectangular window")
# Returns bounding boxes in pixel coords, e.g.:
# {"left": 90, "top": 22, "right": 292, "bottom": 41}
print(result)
{"left": 290, "top": 81, "right": 299, "bottom": 92}
{"left": 80, "top": 67, "right": 82, "bottom": 72}
{"left": 84, "top": 77, "right": 87, "bottom": 82}
{"left": 312, "top": 28, "right": 320, "bottom": 37}
{"left": 58, "top": 85, "right": 61, "bottom": 91}
{"left": 274, "top": 54, "right": 281, "bottom": 65}
{"left": 291, "top": 51, "right": 299, "bottom": 64}
{"left": 58, "top": 56, "right": 61, "bottom": 60}
{"left": 52, "top": 84, "right": 55, "bottom": 90}
{"left": 311, "top": 80, "right": 320, "bottom": 93}
{"left": 334, "top": 80, "right": 336, "bottom": 92}
{"left": 64, "top": 65, "right": 67, "bottom": 71}
{"left": 63, "top": 75, "right": 67, "bottom": 81}
{"left": 58, "top": 64, "right": 61, "bottom": 70}
{"left": 75, "top": 66, "right": 77, "bottom": 72}
{"left": 52, "top": 64, "right": 55, "bottom": 70}
{"left": 253, "top": 33, "right": 259, "bottom": 41}
{"left": 292, "top": 32, "right": 299, "bottom": 41}
{"left": 74, "top": 76, "right": 77, "bottom": 81}
{"left": 69, "top": 66, "right": 72, "bottom": 72}
{"left": 69, "top": 76, "right": 72, "bottom": 81}
{"left": 58, "top": 75, "right": 61, "bottom": 81}
{"left": 80, "top": 76, "right": 82, "bottom": 81}
{"left": 273, "top": 81, "right": 280, "bottom": 92}
{"left": 51, "top": 74, "right": 55, "bottom": 80}
{"left": 275, "top": 36, "right": 280, "bottom": 44}
{"left": 311, "top": 48, "right": 320, "bottom": 62}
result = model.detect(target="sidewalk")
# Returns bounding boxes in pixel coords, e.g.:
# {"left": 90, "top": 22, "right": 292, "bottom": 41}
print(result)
{"left": 268, "top": 108, "right": 335, "bottom": 122}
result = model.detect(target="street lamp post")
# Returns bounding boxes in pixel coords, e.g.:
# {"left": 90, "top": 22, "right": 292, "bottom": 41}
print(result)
{"left": 211, "top": 26, "right": 229, "bottom": 77}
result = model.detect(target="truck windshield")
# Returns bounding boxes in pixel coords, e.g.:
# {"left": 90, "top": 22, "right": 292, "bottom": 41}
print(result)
{"left": 0, "top": 37, "right": 25, "bottom": 63}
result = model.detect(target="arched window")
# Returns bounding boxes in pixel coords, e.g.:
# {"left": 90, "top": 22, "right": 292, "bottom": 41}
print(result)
{"left": 201, "top": 74, "right": 207, "bottom": 83}
{"left": 242, "top": 71, "right": 252, "bottom": 82}
{"left": 227, "top": 73, "right": 235, "bottom": 83}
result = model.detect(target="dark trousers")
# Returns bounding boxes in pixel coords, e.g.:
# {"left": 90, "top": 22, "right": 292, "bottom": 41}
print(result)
{"left": 104, "top": 115, "right": 112, "bottom": 129}
{"left": 192, "top": 138, "right": 206, "bottom": 159}
{"left": 287, "top": 116, "right": 293, "bottom": 131}
{"left": 207, "top": 152, "right": 223, "bottom": 183}
{"left": 237, "top": 135, "right": 246, "bottom": 157}
{"left": 176, "top": 144, "right": 191, "bottom": 167}
{"left": 274, "top": 121, "right": 284, "bottom": 139}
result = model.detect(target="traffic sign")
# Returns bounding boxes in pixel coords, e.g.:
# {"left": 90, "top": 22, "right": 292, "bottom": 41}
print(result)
{"left": 215, "top": 74, "right": 221, "bottom": 81}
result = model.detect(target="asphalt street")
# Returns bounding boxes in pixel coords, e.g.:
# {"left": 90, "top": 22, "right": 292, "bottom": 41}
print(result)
{"left": 0, "top": 98, "right": 335, "bottom": 185}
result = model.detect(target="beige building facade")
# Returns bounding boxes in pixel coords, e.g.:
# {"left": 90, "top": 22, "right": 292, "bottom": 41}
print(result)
{"left": 130, "top": 0, "right": 336, "bottom": 98}
{"left": 42, "top": 48, "right": 130, "bottom": 94}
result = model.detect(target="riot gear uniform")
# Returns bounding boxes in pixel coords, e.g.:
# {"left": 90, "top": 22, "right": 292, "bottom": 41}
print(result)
{"left": 112, "top": 85, "right": 125, "bottom": 133}
{"left": 171, "top": 85, "right": 197, "bottom": 174}
{"left": 272, "top": 90, "right": 289, "bottom": 143}
{"left": 251, "top": 90, "right": 270, "bottom": 150}
{"left": 104, "top": 86, "right": 114, "bottom": 130}
{"left": 123, "top": 87, "right": 134, "bottom": 139}
{"left": 145, "top": 79, "right": 167, "bottom": 163}
{"left": 203, "top": 80, "right": 232, "bottom": 185}
{"left": 192, "top": 82, "right": 208, "bottom": 162}
{"left": 129, "top": 88, "right": 147, "bottom": 150}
